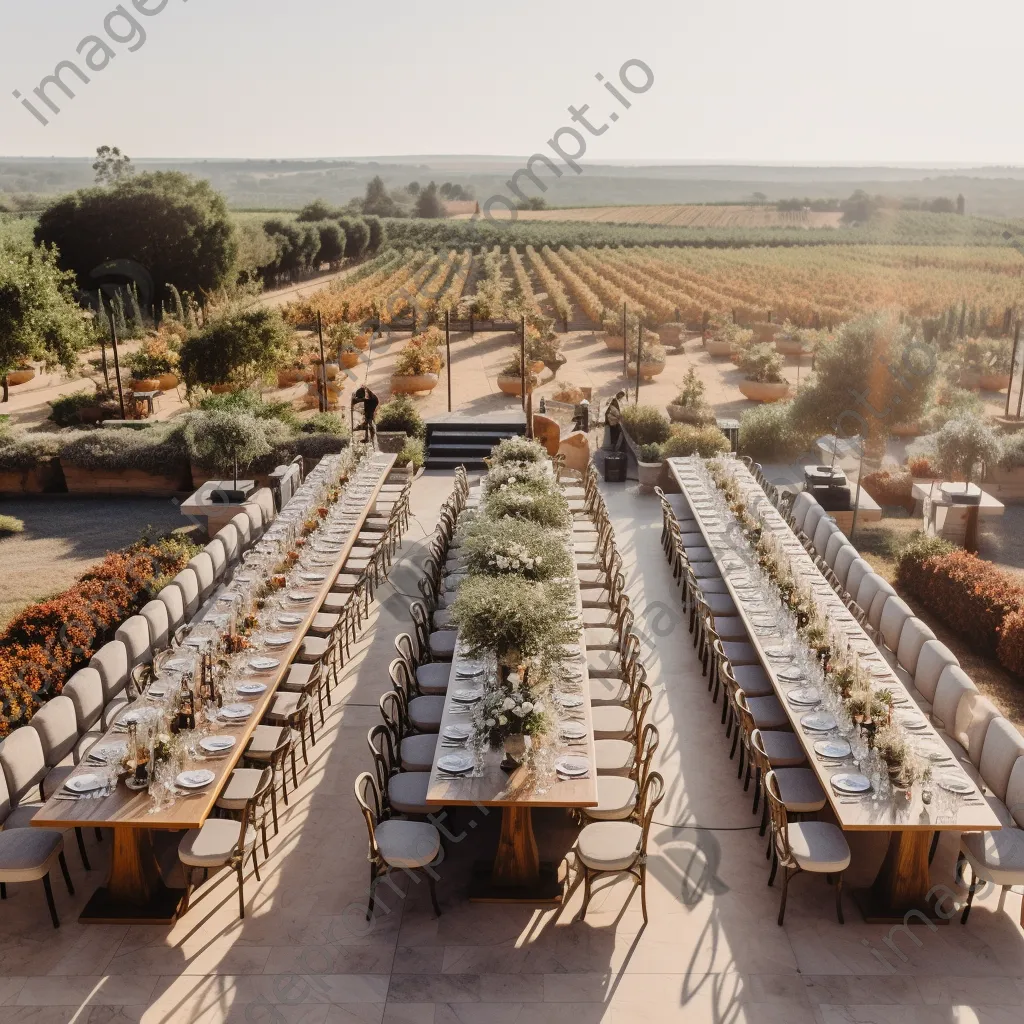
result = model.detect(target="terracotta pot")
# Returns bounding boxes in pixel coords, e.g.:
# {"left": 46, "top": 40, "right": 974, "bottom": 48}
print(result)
{"left": 625, "top": 360, "right": 666, "bottom": 380}
{"left": 354, "top": 333, "right": 371, "bottom": 351}
{"left": 157, "top": 372, "right": 179, "bottom": 391}
{"left": 277, "top": 368, "right": 304, "bottom": 387}
{"left": 391, "top": 372, "right": 438, "bottom": 394}
{"left": 497, "top": 374, "right": 536, "bottom": 397}
{"left": 7, "top": 368, "right": 35, "bottom": 386}
{"left": 340, "top": 351, "right": 360, "bottom": 369}
{"left": 667, "top": 403, "right": 715, "bottom": 425}
{"left": 980, "top": 373, "right": 1011, "bottom": 392}
{"left": 209, "top": 383, "right": 237, "bottom": 394}
{"left": 775, "top": 339, "right": 806, "bottom": 356}
{"left": 889, "top": 421, "right": 922, "bottom": 438}
{"left": 130, "top": 378, "right": 161, "bottom": 393}
{"left": 738, "top": 379, "right": 791, "bottom": 403}
{"left": 602, "top": 333, "right": 625, "bottom": 352}
{"left": 959, "top": 369, "right": 981, "bottom": 390}
{"left": 637, "top": 460, "right": 663, "bottom": 492}
{"left": 704, "top": 340, "right": 734, "bottom": 358}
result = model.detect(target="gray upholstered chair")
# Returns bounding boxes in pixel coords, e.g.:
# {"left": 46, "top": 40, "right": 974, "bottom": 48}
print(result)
{"left": 172, "top": 568, "right": 201, "bottom": 620}
{"left": 116, "top": 615, "right": 153, "bottom": 669}
{"left": 188, "top": 552, "right": 216, "bottom": 600}
{"left": 63, "top": 668, "right": 106, "bottom": 760}
{"left": 139, "top": 599, "right": 171, "bottom": 653}
{"left": 909, "top": 640, "right": 958, "bottom": 714}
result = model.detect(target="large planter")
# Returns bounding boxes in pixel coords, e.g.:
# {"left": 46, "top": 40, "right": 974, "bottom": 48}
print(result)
{"left": 130, "top": 378, "right": 161, "bottom": 393}
{"left": 60, "top": 462, "right": 191, "bottom": 497}
{"left": 190, "top": 465, "right": 275, "bottom": 490}
{"left": 497, "top": 374, "right": 537, "bottom": 397}
{"left": 667, "top": 403, "right": 715, "bottom": 426}
{"left": 157, "top": 372, "right": 180, "bottom": 391}
{"left": 775, "top": 339, "right": 807, "bottom": 356}
{"left": 980, "top": 373, "right": 1011, "bottom": 392}
{"left": 354, "top": 334, "right": 371, "bottom": 351}
{"left": 625, "top": 359, "right": 666, "bottom": 381}
{"left": 340, "top": 351, "right": 360, "bottom": 369}
{"left": 889, "top": 421, "right": 922, "bottom": 438}
{"left": 738, "top": 380, "right": 791, "bottom": 403}
{"left": 0, "top": 461, "right": 65, "bottom": 495}
{"left": 660, "top": 324, "right": 687, "bottom": 350}
{"left": 391, "top": 372, "right": 438, "bottom": 395}
{"left": 751, "top": 322, "right": 781, "bottom": 343}
{"left": 704, "top": 340, "right": 734, "bottom": 358}
{"left": 277, "top": 368, "right": 305, "bottom": 387}
{"left": 959, "top": 370, "right": 981, "bottom": 390}
{"left": 7, "top": 368, "right": 36, "bottom": 386}
{"left": 637, "top": 460, "right": 663, "bottom": 492}
{"left": 602, "top": 333, "right": 625, "bottom": 352}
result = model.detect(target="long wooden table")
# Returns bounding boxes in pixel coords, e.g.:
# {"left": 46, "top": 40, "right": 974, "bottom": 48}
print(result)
{"left": 32, "top": 453, "right": 396, "bottom": 924}
{"left": 425, "top": 503, "right": 598, "bottom": 903}
{"left": 668, "top": 456, "right": 1002, "bottom": 923}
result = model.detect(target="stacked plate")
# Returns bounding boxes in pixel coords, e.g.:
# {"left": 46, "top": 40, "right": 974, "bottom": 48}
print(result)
{"left": 787, "top": 687, "right": 821, "bottom": 707}
{"left": 237, "top": 682, "right": 267, "bottom": 697}
{"left": 560, "top": 722, "right": 587, "bottom": 742}
{"left": 200, "top": 735, "right": 236, "bottom": 756}
{"left": 263, "top": 633, "right": 294, "bottom": 648}
{"left": 814, "top": 738, "right": 852, "bottom": 759}
{"left": 555, "top": 756, "right": 590, "bottom": 779}
{"left": 436, "top": 754, "right": 474, "bottom": 777}
{"left": 64, "top": 774, "right": 105, "bottom": 795}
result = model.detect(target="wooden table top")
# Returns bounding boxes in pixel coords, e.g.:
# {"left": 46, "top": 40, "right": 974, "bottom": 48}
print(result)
{"left": 32, "top": 453, "right": 397, "bottom": 832}
{"left": 668, "top": 456, "right": 1002, "bottom": 835}
{"left": 426, "top": 523, "right": 598, "bottom": 809}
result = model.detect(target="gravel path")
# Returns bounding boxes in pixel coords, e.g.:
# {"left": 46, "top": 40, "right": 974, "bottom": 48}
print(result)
{"left": 0, "top": 498, "right": 194, "bottom": 629}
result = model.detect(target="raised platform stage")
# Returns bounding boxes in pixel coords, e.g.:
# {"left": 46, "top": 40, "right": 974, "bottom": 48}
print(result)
{"left": 424, "top": 410, "right": 527, "bottom": 471}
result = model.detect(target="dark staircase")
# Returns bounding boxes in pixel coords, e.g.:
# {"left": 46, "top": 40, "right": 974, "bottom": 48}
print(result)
{"left": 424, "top": 413, "right": 527, "bottom": 471}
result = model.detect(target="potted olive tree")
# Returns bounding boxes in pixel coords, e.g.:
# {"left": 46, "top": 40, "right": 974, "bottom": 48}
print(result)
{"left": 390, "top": 327, "right": 444, "bottom": 394}
{"left": 667, "top": 367, "right": 715, "bottom": 424}
{"left": 704, "top": 314, "right": 752, "bottom": 358}
{"left": 737, "top": 343, "right": 791, "bottom": 402}
{"left": 928, "top": 415, "right": 1002, "bottom": 500}
{"left": 496, "top": 352, "right": 538, "bottom": 396}
{"left": 625, "top": 334, "right": 666, "bottom": 380}
{"left": 636, "top": 442, "right": 664, "bottom": 491}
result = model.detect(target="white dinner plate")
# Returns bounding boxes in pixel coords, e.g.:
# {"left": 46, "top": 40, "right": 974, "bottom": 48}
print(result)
{"left": 300, "top": 572, "right": 326, "bottom": 583}
{"left": 65, "top": 773, "right": 103, "bottom": 793}
{"left": 560, "top": 723, "right": 587, "bottom": 741}
{"left": 815, "top": 738, "right": 852, "bottom": 759}
{"left": 437, "top": 754, "right": 474, "bottom": 775}
{"left": 88, "top": 742, "right": 127, "bottom": 765}
{"left": 176, "top": 769, "right": 216, "bottom": 790}
{"left": 117, "top": 710, "right": 144, "bottom": 728}
{"left": 442, "top": 725, "right": 472, "bottom": 741}
{"left": 277, "top": 613, "right": 304, "bottom": 626}
{"left": 832, "top": 773, "right": 871, "bottom": 794}
{"left": 287, "top": 591, "right": 316, "bottom": 603}
{"left": 788, "top": 687, "right": 821, "bottom": 707}
{"left": 455, "top": 663, "right": 486, "bottom": 678}
{"left": 555, "top": 757, "right": 590, "bottom": 777}
{"left": 938, "top": 776, "right": 974, "bottom": 795}
{"left": 764, "top": 646, "right": 791, "bottom": 660}
{"left": 220, "top": 704, "right": 253, "bottom": 721}
{"left": 249, "top": 657, "right": 280, "bottom": 672}
{"left": 801, "top": 712, "right": 837, "bottom": 733}
{"left": 163, "top": 658, "right": 192, "bottom": 673}
{"left": 556, "top": 693, "right": 585, "bottom": 709}
{"left": 263, "top": 633, "right": 294, "bottom": 648}
{"left": 200, "top": 736, "right": 236, "bottom": 754}
{"left": 237, "top": 683, "right": 267, "bottom": 696}
{"left": 778, "top": 668, "right": 805, "bottom": 682}
{"left": 451, "top": 689, "right": 483, "bottom": 703}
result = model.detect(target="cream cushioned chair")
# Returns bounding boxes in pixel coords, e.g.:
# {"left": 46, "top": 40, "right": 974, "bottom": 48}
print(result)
{"left": 910, "top": 640, "right": 958, "bottom": 714}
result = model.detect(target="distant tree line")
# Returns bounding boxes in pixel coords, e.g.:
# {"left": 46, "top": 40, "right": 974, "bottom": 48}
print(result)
{"left": 776, "top": 190, "right": 966, "bottom": 220}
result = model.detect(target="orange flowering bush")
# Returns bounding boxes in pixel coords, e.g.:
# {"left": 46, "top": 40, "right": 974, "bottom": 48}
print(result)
{"left": 862, "top": 468, "right": 914, "bottom": 511}
{"left": 0, "top": 539, "right": 194, "bottom": 736}
{"left": 897, "top": 537, "right": 1024, "bottom": 670}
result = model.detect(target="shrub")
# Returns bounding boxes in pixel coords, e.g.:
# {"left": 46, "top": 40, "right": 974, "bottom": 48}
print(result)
{"left": 0, "top": 515, "right": 24, "bottom": 537}
{"left": 179, "top": 306, "right": 294, "bottom": 389}
{"left": 638, "top": 442, "right": 664, "bottom": 462}
{"left": 491, "top": 436, "right": 547, "bottom": 466}
{"left": 301, "top": 412, "right": 348, "bottom": 437}
{"left": 896, "top": 538, "right": 1024, "bottom": 654}
{"left": 928, "top": 416, "right": 1002, "bottom": 485}
{"left": 620, "top": 404, "right": 671, "bottom": 446}
{"left": 198, "top": 388, "right": 300, "bottom": 428}
{"left": 0, "top": 432, "right": 60, "bottom": 472}
{"left": 661, "top": 424, "right": 731, "bottom": 459}
{"left": 861, "top": 467, "right": 914, "bottom": 509}
{"left": 376, "top": 394, "right": 425, "bottom": 438}
{"left": 996, "top": 610, "right": 1024, "bottom": 676}
{"left": 181, "top": 411, "right": 272, "bottom": 474}
{"left": 922, "top": 383, "right": 983, "bottom": 432}
{"left": 395, "top": 437, "right": 424, "bottom": 470}
{"left": 907, "top": 455, "right": 936, "bottom": 477}
{"left": 125, "top": 336, "right": 178, "bottom": 379}
{"left": 58, "top": 426, "right": 188, "bottom": 475}
{"left": 49, "top": 389, "right": 111, "bottom": 427}
{"left": 738, "top": 343, "right": 785, "bottom": 383}
{"left": 289, "top": 432, "right": 349, "bottom": 464}
{"left": 738, "top": 401, "right": 811, "bottom": 460}
{"left": 393, "top": 330, "right": 445, "bottom": 376}
{"left": 552, "top": 382, "right": 585, "bottom": 404}
{"left": 0, "top": 534, "right": 198, "bottom": 735}
{"left": 997, "top": 431, "right": 1024, "bottom": 471}
{"left": 483, "top": 484, "right": 570, "bottom": 529}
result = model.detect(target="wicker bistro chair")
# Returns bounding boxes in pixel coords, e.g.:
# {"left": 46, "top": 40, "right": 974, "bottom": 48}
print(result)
{"left": 354, "top": 772, "right": 442, "bottom": 919}
{"left": 394, "top": 633, "right": 451, "bottom": 697}
{"left": 571, "top": 771, "right": 665, "bottom": 924}
{"left": 178, "top": 767, "right": 274, "bottom": 920}
{"left": 583, "top": 724, "right": 659, "bottom": 823}
{"left": 764, "top": 770, "right": 850, "bottom": 926}
{"left": 367, "top": 724, "right": 431, "bottom": 818}
{"left": 389, "top": 658, "right": 444, "bottom": 733}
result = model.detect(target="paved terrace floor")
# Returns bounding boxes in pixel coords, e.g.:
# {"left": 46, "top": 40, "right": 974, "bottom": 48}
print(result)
{"left": 1, "top": 472, "right": 1023, "bottom": 1024}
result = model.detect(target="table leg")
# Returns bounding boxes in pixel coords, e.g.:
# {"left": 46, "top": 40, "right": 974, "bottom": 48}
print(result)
{"left": 80, "top": 827, "right": 184, "bottom": 924}
{"left": 855, "top": 830, "right": 948, "bottom": 924}
{"left": 469, "top": 807, "right": 562, "bottom": 903}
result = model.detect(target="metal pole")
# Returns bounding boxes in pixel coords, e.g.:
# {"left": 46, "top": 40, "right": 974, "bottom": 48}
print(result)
{"left": 97, "top": 292, "right": 110, "bottom": 389}
{"left": 520, "top": 315, "right": 527, "bottom": 413}
{"left": 445, "top": 309, "right": 452, "bottom": 413}
{"left": 849, "top": 450, "right": 865, "bottom": 542}
{"left": 316, "top": 311, "right": 328, "bottom": 413}
{"left": 1008, "top": 322, "right": 1021, "bottom": 419}
{"left": 635, "top": 324, "right": 642, "bottom": 404}
{"left": 622, "top": 301, "right": 627, "bottom": 379}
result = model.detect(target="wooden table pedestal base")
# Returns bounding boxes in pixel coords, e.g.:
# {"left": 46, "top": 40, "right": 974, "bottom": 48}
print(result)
{"left": 469, "top": 806, "right": 563, "bottom": 903}
{"left": 854, "top": 829, "right": 949, "bottom": 925}
{"left": 80, "top": 826, "right": 184, "bottom": 925}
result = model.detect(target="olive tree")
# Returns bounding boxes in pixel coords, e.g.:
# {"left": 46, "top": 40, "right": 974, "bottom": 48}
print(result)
{"left": 179, "top": 306, "right": 294, "bottom": 390}
{"left": 929, "top": 415, "right": 1002, "bottom": 485}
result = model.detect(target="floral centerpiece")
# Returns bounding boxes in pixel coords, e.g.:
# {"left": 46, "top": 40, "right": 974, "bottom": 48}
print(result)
{"left": 462, "top": 517, "right": 573, "bottom": 581}
{"left": 480, "top": 675, "right": 548, "bottom": 750}
{"left": 482, "top": 460, "right": 557, "bottom": 498}
{"left": 483, "top": 484, "right": 571, "bottom": 529}
{"left": 489, "top": 435, "right": 549, "bottom": 467}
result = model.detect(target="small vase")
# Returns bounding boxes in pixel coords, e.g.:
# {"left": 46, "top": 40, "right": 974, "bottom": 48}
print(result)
{"left": 500, "top": 733, "right": 530, "bottom": 772}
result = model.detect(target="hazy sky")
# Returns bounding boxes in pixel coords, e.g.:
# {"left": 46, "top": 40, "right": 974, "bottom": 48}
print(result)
{"left": 2, "top": 0, "right": 1022, "bottom": 163}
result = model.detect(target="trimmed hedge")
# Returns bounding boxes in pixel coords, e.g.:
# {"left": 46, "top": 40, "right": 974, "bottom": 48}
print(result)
{"left": 862, "top": 467, "right": 914, "bottom": 511}
{"left": 0, "top": 535, "right": 198, "bottom": 736}
{"left": 896, "top": 535, "right": 1024, "bottom": 675}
